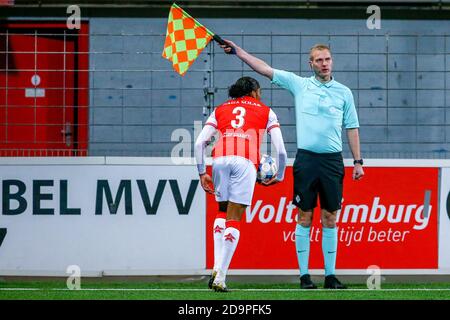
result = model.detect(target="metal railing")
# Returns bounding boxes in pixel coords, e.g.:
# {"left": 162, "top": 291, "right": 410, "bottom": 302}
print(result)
{"left": 0, "top": 30, "right": 449, "bottom": 158}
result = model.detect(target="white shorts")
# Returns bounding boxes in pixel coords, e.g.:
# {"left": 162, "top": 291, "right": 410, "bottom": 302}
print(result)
{"left": 212, "top": 156, "right": 257, "bottom": 206}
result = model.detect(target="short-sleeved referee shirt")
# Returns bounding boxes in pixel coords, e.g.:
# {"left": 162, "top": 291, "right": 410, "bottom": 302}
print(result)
{"left": 272, "top": 69, "right": 359, "bottom": 153}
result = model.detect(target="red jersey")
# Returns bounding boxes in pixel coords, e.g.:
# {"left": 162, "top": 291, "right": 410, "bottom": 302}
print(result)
{"left": 205, "top": 96, "right": 280, "bottom": 166}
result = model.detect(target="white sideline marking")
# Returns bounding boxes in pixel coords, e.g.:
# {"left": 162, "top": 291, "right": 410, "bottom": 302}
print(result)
{"left": 1, "top": 288, "right": 450, "bottom": 292}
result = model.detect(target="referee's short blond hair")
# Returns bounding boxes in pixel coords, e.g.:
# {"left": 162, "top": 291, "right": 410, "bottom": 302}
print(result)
{"left": 309, "top": 44, "right": 332, "bottom": 61}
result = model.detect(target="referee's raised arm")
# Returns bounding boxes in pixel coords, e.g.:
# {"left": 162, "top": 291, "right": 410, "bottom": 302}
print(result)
{"left": 219, "top": 39, "right": 274, "bottom": 80}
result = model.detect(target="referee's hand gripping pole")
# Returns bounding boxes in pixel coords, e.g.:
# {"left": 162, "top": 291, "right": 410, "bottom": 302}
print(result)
{"left": 213, "top": 35, "right": 236, "bottom": 54}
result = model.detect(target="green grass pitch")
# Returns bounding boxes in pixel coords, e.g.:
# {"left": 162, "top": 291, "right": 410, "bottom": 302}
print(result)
{"left": 1, "top": 281, "right": 450, "bottom": 300}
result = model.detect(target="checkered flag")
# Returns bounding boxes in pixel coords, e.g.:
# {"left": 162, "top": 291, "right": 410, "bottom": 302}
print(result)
{"left": 162, "top": 3, "right": 229, "bottom": 76}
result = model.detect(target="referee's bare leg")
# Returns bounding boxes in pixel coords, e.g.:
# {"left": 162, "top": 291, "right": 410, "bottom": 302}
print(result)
{"left": 321, "top": 209, "right": 336, "bottom": 228}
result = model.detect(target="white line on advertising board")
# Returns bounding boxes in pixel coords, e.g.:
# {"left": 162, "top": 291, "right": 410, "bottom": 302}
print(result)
{"left": 1, "top": 157, "right": 450, "bottom": 167}
{"left": 1, "top": 288, "right": 450, "bottom": 292}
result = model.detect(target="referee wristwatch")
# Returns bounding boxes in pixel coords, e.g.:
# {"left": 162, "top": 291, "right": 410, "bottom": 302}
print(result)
{"left": 353, "top": 159, "right": 364, "bottom": 166}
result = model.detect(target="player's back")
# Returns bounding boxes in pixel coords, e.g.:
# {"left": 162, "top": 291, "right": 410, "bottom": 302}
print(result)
{"left": 215, "top": 96, "right": 271, "bottom": 132}
{"left": 207, "top": 96, "right": 272, "bottom": 165}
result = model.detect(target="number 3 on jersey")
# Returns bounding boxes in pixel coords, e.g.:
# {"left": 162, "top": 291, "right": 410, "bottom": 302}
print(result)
{"left": 231, "top": 106, "right": 246, "bottom": 128}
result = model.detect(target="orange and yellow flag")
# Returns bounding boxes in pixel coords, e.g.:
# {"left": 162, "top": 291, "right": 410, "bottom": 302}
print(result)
{"left": 162, "top": 3, "right": 213, "bottom": 76}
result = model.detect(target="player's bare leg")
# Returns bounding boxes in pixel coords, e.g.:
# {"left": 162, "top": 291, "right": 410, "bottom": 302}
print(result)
{"left": 212, "top": 201, "right": 246, "bottom": 292}
{"left": 209, "top": 201, "right": 228, "bottom": 289}
{"left": 321, "top": 209, "right": 346, "bottom": 289}
{"left": 296, "top": 209, "right": 317, "bottom": 289}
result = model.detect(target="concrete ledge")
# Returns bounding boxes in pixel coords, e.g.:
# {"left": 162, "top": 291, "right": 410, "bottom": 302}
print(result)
{"left": 1, "top": 157, "right": 450, "bottom": 167}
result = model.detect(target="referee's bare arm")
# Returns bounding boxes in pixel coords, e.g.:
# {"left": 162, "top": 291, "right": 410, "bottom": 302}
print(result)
{"left": 347, "top": 128, "right": 361, "bottom": 160}
{"left": 346, "top": 128, "right": 364, "bottom": 180}
{"left": 220, "top": 39, "right": 274, "bottom": 80}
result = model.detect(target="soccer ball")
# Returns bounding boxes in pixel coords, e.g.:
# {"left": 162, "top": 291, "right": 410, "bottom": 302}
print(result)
{"left": 257, "top": 154, "right": 278, "bottom": 183}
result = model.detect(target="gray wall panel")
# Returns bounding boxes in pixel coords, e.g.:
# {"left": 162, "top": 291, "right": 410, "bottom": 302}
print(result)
{"left": 123, "top": 126, "right": 152, "bottom": 143}
{"left": 417, "top": 90, "right": 445, "bottom": 107}
{"left": 387, "top": 126, "right": 417, "bottom": 143}
{"left": 358, "top": 108, "right": 387, "bottom": 125}
{"left": 358, "top": 89, "right": 387, "bottom": 107}
{"left": 388, "top": 108, "right": 417, "bottom": 125}
{"left": 417, "top": 108, "right": 445, "bottom": 125}
{"left": 388, "top": 55, "right": 416, "bottom": 72}
{"left": 124, "top": 108, "right": 152, "bottom": 125}
{"left": 417, "top": 126, "right": 445, "bottom": 143}
{"left": 88, "top": 17, "right": 450, "bottom": 158}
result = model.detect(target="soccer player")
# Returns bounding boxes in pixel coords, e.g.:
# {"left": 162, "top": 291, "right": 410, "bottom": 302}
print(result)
{"left": 220, "top": 41, "right": 364, "bottom": 289}
{"left": 195, "top": 76, "right": 287, "bottom": 292}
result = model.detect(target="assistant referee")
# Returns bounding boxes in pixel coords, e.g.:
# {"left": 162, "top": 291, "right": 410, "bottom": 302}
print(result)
{"left": 220, "top": 41, "right": 364, "bottom": 289}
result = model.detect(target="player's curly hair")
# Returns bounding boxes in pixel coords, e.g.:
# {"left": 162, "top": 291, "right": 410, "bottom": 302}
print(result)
{"left": 228, "top": 77, "right": 260, "bottom": 99}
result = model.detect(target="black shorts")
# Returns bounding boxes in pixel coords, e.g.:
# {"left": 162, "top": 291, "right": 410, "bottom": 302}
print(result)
{"left": 292, "top": 149, "right": 345, "bottom": 212}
